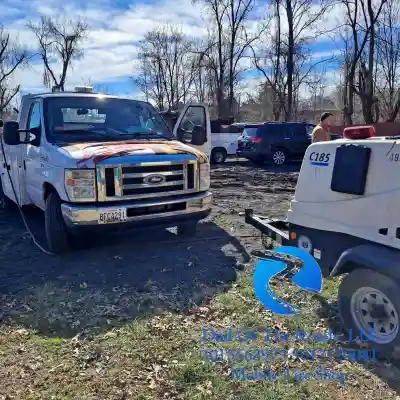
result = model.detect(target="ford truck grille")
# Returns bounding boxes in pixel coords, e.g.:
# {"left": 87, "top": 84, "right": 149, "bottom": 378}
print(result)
{"left": 97, "top": 161, "right": 198, "bottom": 201}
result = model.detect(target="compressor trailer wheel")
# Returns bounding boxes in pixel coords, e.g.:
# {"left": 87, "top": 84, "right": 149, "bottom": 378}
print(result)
{"left": 338, "top": 268, "right": 400, "bottom": 355}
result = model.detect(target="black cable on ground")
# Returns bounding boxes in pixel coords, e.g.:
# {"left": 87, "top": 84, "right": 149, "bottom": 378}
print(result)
{"left": 0, "top": 136, "right": 54, "bottom": 255}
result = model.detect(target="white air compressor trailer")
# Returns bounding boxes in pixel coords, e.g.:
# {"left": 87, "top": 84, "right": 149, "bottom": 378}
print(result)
{"left": 246, "top": 125, "right": 400, "bottom": 356}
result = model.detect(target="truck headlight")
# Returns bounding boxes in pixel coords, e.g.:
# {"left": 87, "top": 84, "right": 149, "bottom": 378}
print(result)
{"left": 199, "top": 162, "right": 210, "bottom": 191}
{"left": 65, "top": 169, "right": 96, "bottom": 201}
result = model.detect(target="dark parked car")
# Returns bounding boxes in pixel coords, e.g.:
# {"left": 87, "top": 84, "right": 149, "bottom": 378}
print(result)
{"left": 237, "top": 122, "right": 316, "bottom": 165}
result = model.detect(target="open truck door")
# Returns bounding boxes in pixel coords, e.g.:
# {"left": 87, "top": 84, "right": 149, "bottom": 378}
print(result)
{"left": 173, "top": 103, "right": 211, "bottom": 159}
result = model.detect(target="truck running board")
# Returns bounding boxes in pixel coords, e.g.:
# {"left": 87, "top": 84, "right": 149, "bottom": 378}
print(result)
{"left": 244, "top": 209, "right": 289, "bottom": 245}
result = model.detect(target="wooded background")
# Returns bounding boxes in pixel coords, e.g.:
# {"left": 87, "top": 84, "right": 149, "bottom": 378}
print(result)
{"left": 1, "top": 0, "right": 400, "bottom": 128}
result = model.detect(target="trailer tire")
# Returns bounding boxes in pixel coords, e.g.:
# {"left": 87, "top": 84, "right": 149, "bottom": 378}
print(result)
{"left": 338, "top": 268, "right": 400, "bottom": 357}
{"left": 45, "top": 192, "right": 70, "bottom": 254}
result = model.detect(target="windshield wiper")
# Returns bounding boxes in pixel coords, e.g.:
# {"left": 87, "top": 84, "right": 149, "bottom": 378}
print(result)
{"left": 56, "top": 129, "right": 116, "bottom": 140}
{"left": 119, "top": 132, "right": 173, "bottom": 140}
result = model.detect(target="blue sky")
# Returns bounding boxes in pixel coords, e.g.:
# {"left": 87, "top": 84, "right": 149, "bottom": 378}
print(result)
{"left": 2, "top": 0, "right": 343, "bottom": 101}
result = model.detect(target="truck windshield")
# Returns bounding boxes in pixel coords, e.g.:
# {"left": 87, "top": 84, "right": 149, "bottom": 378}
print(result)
{"left": 43, "top": 96, "right": 174, "bottom": 143}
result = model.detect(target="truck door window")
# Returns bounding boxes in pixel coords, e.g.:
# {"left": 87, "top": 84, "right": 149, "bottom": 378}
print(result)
{"left": 177, "top": 106, "right": 206, "bottom": 144}
{"left": 27, "top": 102, "right": 41, "bottom": 145}
{"left": 28, "top": 103, "right": 41, "bottom": 130}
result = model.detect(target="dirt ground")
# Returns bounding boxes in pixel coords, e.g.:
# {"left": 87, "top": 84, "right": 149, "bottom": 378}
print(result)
{"left": 1, "top": 159, "right": 400, "bottom": 399}
{"left": 0, "top": 159, "right": 298, "bottom": 338}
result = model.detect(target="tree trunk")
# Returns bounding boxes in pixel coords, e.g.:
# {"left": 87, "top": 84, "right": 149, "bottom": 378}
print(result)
{"left": 344, "top": 66, "right": 355, "bottom": 125}
{"left": 285, "top": 0, "right": 294, "bottom": 121}
{"left": 387, "top": 92, "right": 400, "bottom": 122}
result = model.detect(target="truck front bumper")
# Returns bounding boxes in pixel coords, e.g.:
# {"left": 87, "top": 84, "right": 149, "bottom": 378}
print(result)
{"left": 61, "top": 191, "right": 212, "bottom": 229}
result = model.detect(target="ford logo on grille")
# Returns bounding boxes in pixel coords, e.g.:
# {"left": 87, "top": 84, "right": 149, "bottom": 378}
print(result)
{"left": 144, "top": 174, "right": 166, "bottom": 185}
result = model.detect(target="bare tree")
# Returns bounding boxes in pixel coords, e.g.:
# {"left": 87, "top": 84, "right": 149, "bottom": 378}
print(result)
{"left": 375, "top": 0, "right": 400, "bottom": 121}
{"left": 305, "top": 71, "right": 326, "bottom": 114}
{"left": 355, "top": 0, "right": 387, "bottom": 123}
{"left": 252, "top": 0, "right": 332, "bottom": 121}
{"left": 341, "top": 0, "right": 387, "bottom": 124}
{"left": 27, "top": 16, "right": 88, "bottom": 91}
{"left": 226, "top": 0, "right": 260, "bottom": 115}
{"left": 0, "top": 26, "right": 28, "bottom": 118}
{"left": 193, "top": 0, "right": 261, "bottom": 118}
{"left": 192, "top": 0, "right": 230, "bottom": 117}
{"left": 336, "top": 26, "right": 354, "bottom": 124}
{"left": 191, "top": 38, "right": 217, "bottom": 105}
{"left": 134, "top": 25, "right": 198, "bottom": 111}
{"left": 134, "top": 50, "right": 166, "bottom": 110}
{"left": 282, "top": 0, "right": 332, "bottom": 120}
{"left": 252, "top": 1, "right": 286, "bottom": 120}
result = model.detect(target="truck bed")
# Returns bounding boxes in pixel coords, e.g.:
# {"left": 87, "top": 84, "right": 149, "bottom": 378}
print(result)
{"left": 244, "top": 208, "right": 289, "bottom": 245}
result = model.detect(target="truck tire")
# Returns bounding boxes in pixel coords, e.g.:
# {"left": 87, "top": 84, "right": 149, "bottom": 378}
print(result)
{"left": 211, "top": 148, "right": 227, "bottom": 164}
{"left": 177, "top": 221, "right": 198, "bottom": 236}
{"left": 45, "top": 192, "right": 70, "bottom": 254}
{"left": 338, "top": 268, "right": 400, "bottom": 357}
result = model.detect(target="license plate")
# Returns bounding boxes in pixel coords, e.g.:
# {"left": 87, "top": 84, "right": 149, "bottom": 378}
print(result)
{"left": 98, "top": 209, "right": 127, "bottom": 224}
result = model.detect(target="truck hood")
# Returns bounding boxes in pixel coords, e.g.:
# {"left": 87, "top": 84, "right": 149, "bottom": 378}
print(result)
{"left": 59, "top": 140, "right": 208, "bottom": 168}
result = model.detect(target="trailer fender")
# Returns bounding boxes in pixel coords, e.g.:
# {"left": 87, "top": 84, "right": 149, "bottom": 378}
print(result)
{"left": 329, "top": 243, "right": 400, "bottom": 281}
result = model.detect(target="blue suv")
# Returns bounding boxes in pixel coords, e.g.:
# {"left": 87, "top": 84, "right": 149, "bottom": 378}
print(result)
{"left": 237, "top": 122, "right": 316, "bottom": 165}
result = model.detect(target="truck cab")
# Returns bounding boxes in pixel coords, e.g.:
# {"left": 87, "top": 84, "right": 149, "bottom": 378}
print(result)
{"left": 0, "top": 88, "right": 212, "bottom": 253}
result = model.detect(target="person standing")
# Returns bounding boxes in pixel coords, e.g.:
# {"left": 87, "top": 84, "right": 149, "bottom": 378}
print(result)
{"left": 312, "top": 112, "right": 334, "bottom": 143}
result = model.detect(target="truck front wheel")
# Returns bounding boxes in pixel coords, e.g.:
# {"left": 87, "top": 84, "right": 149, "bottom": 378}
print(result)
{"left": 338, "top": 268, "right": 400, "bottom": 356}
{"left": 45, "top": 192, "right": 70, "bottom": 254}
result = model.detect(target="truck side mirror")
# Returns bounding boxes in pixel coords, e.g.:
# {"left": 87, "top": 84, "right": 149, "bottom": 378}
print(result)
{"left": 2, "top": 121, "right": 40, "bottom": 146}
{"left": 3, "top": 121, "right": 21, "bottom": 145}
{"left": 191, "top": 125, "right": 206, "bottom": 146}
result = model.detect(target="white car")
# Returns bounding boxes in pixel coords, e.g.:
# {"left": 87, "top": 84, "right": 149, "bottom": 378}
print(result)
{"left": 210, "top": 123, "right": 245, "bottom": 163}
{"left": 211, "top": 130, "right": 241, "bottom": 163}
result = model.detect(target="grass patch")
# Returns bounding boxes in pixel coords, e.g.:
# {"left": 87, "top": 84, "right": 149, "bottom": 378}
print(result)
{"left": 0, "top": 264, "right": 394, "bottom": 399}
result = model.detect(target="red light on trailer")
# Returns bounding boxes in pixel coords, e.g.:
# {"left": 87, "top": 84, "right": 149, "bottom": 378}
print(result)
{"left": 343, "top": 125, "right": 376, "bottom": 140}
